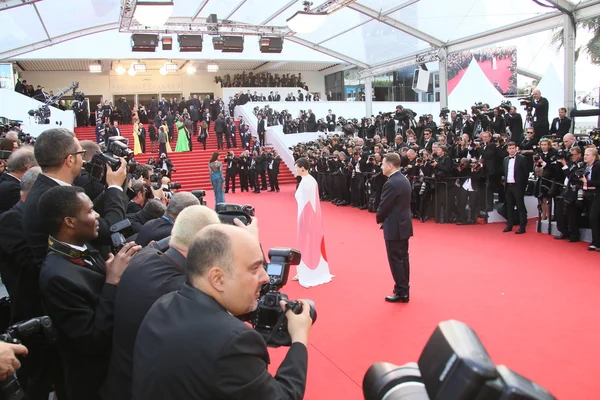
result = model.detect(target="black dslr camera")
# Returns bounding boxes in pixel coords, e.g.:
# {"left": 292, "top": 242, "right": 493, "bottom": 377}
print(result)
{"left": 215, "top": 203, "right": 255, "bottom": 225}
{"left": 110, "top": 219, "right": 133, "bottom": 253}
{"left": 84, "top": 136, "right": 138, "bottom": 184}
{"left": 251, "top": 248, "right": 317, "bottom": 347}
{"left": 191, "top": 190, "right": 207, "bottom": 206}
{"left": 0, "top": 317, "right": 55, "bottom": 400}
{"left": 363, "top": 320, "right": 555, "bottom": 400}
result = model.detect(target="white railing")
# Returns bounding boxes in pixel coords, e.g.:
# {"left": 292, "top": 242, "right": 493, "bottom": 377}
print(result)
{"left": 0, "top": 89, "right": 75, "bottom": 136}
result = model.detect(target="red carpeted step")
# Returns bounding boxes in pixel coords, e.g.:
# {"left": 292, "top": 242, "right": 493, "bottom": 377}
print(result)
{"left": 74, "top": 124, "right": 296, "bottom": 191}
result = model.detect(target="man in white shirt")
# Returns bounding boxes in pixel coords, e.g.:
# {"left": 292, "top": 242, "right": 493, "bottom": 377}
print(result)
{"left": 502, "top": 142, "right": 529, "bottom": 234}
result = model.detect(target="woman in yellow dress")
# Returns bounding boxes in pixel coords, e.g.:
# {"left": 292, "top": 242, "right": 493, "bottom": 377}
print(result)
{"left": 161, "top": 123, "right": 172, "bottom": 153}
{"left": 132, "top": 119, "right": 142, "bottom": 155}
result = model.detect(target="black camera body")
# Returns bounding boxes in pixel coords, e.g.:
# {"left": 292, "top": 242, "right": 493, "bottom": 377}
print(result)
{"left": 251, "top": 248, "right": 316, "bottom": 348}
{"left": 0, "top": 317, "right": 55, "bottom": 400}
{"left": 363, "top": 320, "right": 555, "bottom": 400}
{"left": 191, "top": 190, "right": 207, "bottom": 206}
{"left": 110, "top": 219, "right": 133, "bottom": 253}
{"left": 84, "top": 137, "right": 136, "bottom": 184}
{"left": 215, "top": 203, "right": 255, "bottom": 225}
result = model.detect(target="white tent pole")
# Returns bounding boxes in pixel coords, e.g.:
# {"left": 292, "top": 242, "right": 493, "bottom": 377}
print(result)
{"left": 563, "top": 16, "right": 576, "bottom": 113}
{"left": 364, "top": 76, "right": 373, "bottom": 117}
{"left": 438, "top": 48, "right": 448, "bottom": 109}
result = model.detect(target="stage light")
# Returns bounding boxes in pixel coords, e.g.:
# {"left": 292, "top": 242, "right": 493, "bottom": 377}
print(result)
{"left": 115, "top": 62, "right": 126, "bottom": 75}
{"left": 89, "top": 63, "right": 102, "bottom": 73}
{"left": 207, "top": 63, "right": 219, "bottom": 73}
{"left": 132, "top": 62, "right": 147, "bottom": 72}
{"left": 159, "top": 66, "right": 167, "bottom": 75}
{"left": 134, "top": 1, "right": 174, "bottom": 27}
{"left": 128, "top": 67, "right": 137, "bottom": 76}
{"left": 286, "top": 11, "right": 327, "bottom": 34}
{"left": 186, "top": 65, "right": 196, "bottom": 74}
{"left": 164, "top": 61, "right": 178, "bottom": 73}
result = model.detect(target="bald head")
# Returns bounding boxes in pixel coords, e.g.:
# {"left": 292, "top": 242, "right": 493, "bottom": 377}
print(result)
{"left": 563, "top": 133, "right": 575, "bottom": 147}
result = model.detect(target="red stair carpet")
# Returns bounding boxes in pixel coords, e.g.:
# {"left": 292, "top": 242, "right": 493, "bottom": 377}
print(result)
{"left": 73, "top": 124, "right": 297, "bottom": 191}
{"left": 200, "top": 185, "right": 600, "bottom": 400}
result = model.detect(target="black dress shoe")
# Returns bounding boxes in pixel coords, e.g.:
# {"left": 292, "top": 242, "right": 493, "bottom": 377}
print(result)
{"left": 515, "top": 229, "right": 526, "bottom": 234}
{"left": 503, "top": 226, "right": 512, "bottom": 232}
{"left": 385, "top": 294, "right": 409, "bottom": 303}
{"left": 554, "top": 234, "right": 567, "bottom": 240}
{"left": 568, "top": 238, "right": 580, "bottom": 243}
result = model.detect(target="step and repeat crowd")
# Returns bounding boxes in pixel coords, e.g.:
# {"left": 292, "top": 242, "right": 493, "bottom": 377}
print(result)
{"left": 291, "top": 93, "right": 600, "bottom": 251}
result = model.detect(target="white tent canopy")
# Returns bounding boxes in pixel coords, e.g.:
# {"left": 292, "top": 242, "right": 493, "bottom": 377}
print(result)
{"left": 448, "top": 57, "right": 506, "bottom": 112}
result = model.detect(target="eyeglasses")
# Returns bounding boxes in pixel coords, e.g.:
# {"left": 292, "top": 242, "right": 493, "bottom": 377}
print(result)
{"left": 66, "top": 150, "right": 86, "bottom": 159}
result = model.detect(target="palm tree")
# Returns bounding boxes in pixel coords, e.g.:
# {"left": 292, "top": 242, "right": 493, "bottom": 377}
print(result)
{"left": 551, "top": 17, "right": 600, "bottom": 126}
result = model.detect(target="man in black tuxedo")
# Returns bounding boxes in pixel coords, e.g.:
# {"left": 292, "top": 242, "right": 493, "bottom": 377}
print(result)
{"left": 38, "top": 186, "right": 141, "bottom": 400}
{"left": 138, "top": 122, "right": 147, "bottom": 153}
{"left": 549, "top": 107, "right": 572, "bottom": 137}
{"left": 126, "top": 198, "right": 165, "bottom": 234}
{"left": 106, "top": 205, "right": 222, "bottom": 400}
{"left": 109, "top": 121, "right": 121, "bottom": 139}
{"left": 257, "top": 114, "right": 266, "bottom": 146}
{"left": 73, "top": 140, "right": 105, "bottom": 203}
{"left": 135, "top": 192, "right": 200, "bottom": 246}
{"left": 505, "top": 106, "right": 524, "bottom": 144}
{"left": 133, "top": 224, "right": 311, "bottom": 400}
{"left": 503, "top": 142, "right": 529, "bottom": 234}
{"left": 0, "top": 146, "right": 37, "bottom": 214}
{"left": 376, "top": 153, "right": 413, "bottom": 303}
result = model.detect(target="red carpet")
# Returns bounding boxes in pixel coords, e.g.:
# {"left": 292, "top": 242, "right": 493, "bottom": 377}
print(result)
{"left": 74, "top": 124, "right": 296, "bottom": 191}
{"left": 448, "top": 57, "right": 513, "bottom": 96}
{"left": 209, "top": 185, "right": 600, "bottom": 399}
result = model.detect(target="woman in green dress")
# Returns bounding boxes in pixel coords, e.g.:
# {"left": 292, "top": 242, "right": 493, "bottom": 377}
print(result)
{"left": 174, "top": 117, "right": 190, "bottom": 152}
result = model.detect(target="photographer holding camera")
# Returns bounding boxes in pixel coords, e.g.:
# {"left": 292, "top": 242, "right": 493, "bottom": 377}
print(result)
{"left": 0, "top": 341, "right": 28, "bottom": 382}
{"left": 133, "top": 224, "right": 311, "bottom": 400}
{"left": 555, "top": 146, "right": 585, "bottom": 242}
{"left": 522, "top": 90, "right": 549, "bottom": 138}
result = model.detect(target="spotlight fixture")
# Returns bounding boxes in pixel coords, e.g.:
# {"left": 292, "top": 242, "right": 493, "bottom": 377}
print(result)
{"left": 206, "top": 63, "right": 219, "bottom": 73}
{"left": 133, "top": 0, "right": 174, "bottom": 27}
{"left": 131, "top": 34, "right": 159, "bottom": 52}
{"left": 259, "top": 37, "right": 283, "bottom": 53}
{"left": 163, "top": 61, "right": 178, "bottom": 73}
{"left": 132, "top": 62, "right": 147, "bottom": 72}
{"left": 89, "top": 62, "right": 102, "bottom": 73}
{"left": 162, "top": 36, "right": 173, "bottom": 50}
{"left": 128, "top": 67, "right": 137, "bottom": 76}
{"left": 114, "top": 62, "right": 126, "bottom": 75}
{"left": 286, "top": 2, "right": 327, "bottom": 34}
{"left": 178, "top": 35, "right": 203, "bottom": 52}
{"left": 186, "top": 65, "right": 197, "bottom": 74}
{"left": 159, "top": 66, "right": 167, "bottom": 75}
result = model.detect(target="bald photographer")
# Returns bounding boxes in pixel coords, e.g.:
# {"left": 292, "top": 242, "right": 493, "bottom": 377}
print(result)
{"left": 133, "top": 224, "right": 312, "bottom": 400}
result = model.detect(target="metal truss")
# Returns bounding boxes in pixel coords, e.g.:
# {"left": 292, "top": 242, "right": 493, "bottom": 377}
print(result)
{"left": 313, "top": 0, "right": 358, "bottom": 14}
{"left": 0, "top": 0, "right": 41, "bottom": 11}
{"left": 357, "top": 49, "right": 443, "bottom": 79}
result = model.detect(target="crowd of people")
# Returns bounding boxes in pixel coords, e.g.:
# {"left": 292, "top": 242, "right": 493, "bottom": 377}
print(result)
{"left": 214, "top": 71, "right": 306, "bottom": 88}
{"left": 290, "top": 95, "right": 600, "bottom": 251}
{"left": 0, "top": 126, "right": 310, "bottom": 399}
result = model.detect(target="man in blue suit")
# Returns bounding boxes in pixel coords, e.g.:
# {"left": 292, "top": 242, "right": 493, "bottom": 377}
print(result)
{"left": 376, "top": 153, "right": 413, "bottom": 303}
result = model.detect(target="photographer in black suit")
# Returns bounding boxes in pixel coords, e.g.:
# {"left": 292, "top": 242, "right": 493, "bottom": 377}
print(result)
{"left": 133, "top": 224, "right": 311, "bottom": 400}
{"left": 527, "top": 90, "right": 549, "bottom": 138}
{"left": 549, "top": 107, "right": 572, "bottom": 137}
{"left": 0, "top": 145, "right": 37, "bottom": 214}
{"left": 502, "top": 142, "right": 529, "bottom": 234}
{"left": 376, "top": 153, "right": 413, "bottom": 303}
{"left": 38, "top": 186, "right": 141, "bottom": 400}
{"left": 106, "top": 205, "right": 222, "bottom": 400}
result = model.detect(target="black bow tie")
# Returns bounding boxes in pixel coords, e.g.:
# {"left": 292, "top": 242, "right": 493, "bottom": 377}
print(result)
{"left": 509, "top": 156, "right": 515, "bottom": 159}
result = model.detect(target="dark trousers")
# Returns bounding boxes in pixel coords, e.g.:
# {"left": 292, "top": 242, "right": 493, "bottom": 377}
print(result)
{"left": 198, "top": 136, "right": 206, "bottom": 150}
{"left": 385, "top": 239, "right": 410, "bottom": 295}
{"left": 588, "top": 195, "right": 600, "bottom": 247}
{"left": 258, "top": 132, "right": 265, "bottom": 146}
{"left": 259, "top": 170, "right": 267, "bottom": 189}
{"left": 249, "top": 170, "right": 259, "bottom": 192}
{"left": 556, "top": 197, "right": 580, "bottom": 239}
{"left": 216, "top": 132, "right": 223, "bottom": 149}
{"left": 225, "top": 171, "right": 236, "bottom": 192}
{"left": 139, "top": 135, "right": 146, "bottom": 153}
{"left": 505, "top": 183, "right": 527, "bottom": 230}
{"left": 268, "top": 170, "right": 279, "bottom": 191}
{"left": 239, "top": 170, "right": 249, "bottom": 191}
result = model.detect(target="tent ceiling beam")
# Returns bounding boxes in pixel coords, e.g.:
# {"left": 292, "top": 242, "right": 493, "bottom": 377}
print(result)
{"left": 32, "top": 3, "right": 50, "bottom": 40}
{"left": 544, "top": 0, "right": 577, "bottom": 13}
{"left": 0, "top": 0, "right": 41, "bottom": 11}
{"left": 346, "top": 2, "right": 444, "bottom": 47}
{"left": 192, "top": 0, "right": 210, "bottom": 20}
{"left": 224, "top": 0, "right": 247, "bottom": 20}
{"left": 0, "top": 23, "right": 120, "bottom": 60}
{"left": 285, "top": 36, "right": 369, "bottom": 68}
{"left": 357, "top": 49, "right": 443, "bottom": 79}
{"left": 253, "top": 61, "right": 288, "bottom": 73}
{"left": 316, "top": 0, "right": 418, "bottom": 45}
{"left": 260, "top": 0, "right": 298, "bottom": 25}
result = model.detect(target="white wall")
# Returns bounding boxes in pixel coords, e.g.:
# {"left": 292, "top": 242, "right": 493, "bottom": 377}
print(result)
{"left": 0, "top": 88, "right": 75, "bottom": 136}
{"left": 19, "top": 70, "right": 325, "bottom": 104}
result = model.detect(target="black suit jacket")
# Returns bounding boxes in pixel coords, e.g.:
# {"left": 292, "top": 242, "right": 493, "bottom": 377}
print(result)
{"left": 503, "top": 154, "right": 529, "bottom": 190}
{"left": 39, "top": 249, "right": 116, "bottom": 400}
{"left": 376, "top": 171, "right": 413, "bottom": 241}
{"left": 586, "top": 161, "right": 600, "bottom": 195}
{"left": 132, "top": 283, "right": 308, "bottom": 400}
{"left": 549, "top": 117, "right": 572, "bottom": 136}
{"left": 135, "top": 216, "right": 173, "bottom": 246}
{"left": 258, "top": 119, "right": 266, "bottom": 134}
{"left": 0, "top": 173, "right": 21, "bottom": 214}
{"left": 106, "top": 247, "right": 186, "bottom": 400}
{"left": 532, "top": 97, "right": 549, "bottom": 128}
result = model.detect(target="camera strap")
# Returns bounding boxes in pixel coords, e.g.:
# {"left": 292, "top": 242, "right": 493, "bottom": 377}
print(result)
{"left": 266, "top": 307, "right": 292, "bottom": 345}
